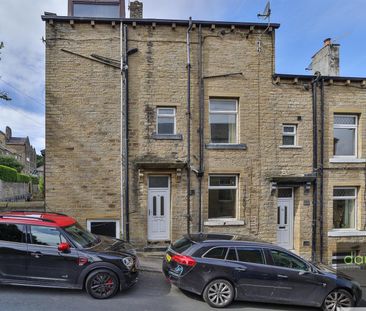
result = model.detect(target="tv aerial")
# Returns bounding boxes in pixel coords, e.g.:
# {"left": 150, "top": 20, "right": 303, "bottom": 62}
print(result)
{"left": 257, "top": 1, "right": 271, "bottom": 20}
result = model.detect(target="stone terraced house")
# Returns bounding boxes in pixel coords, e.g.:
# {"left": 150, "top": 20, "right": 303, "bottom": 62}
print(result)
{"left": 43, "top": 0, "right": 366, "bottom": 264}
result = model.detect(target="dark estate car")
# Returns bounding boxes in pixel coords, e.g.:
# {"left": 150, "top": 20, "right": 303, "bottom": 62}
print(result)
{"left": 0, "top": 211, "right": 138, "bottom": 299}
{"left": 163, "top": 233, "right": 362, "bottom": 310}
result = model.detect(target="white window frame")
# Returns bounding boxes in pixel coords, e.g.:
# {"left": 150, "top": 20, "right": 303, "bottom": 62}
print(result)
{"left": 87, "top": 219, "right": 120, "bottom": 238}
{"left": 332, "top": 187, "right": 357, "bottom": 230}
{"left": 208, "top": 175, "right": 238, "bottom": 220}
{"left": 281, "top": 124, "right": 297, "bottom": 147}
{"left": 156, "top": 107, "right": 176, "bottom": 135}
{"left": 333, "top": 114, "right": 358, "bottom": 158}
{"left": 209, "top": 99, "right": 238, "bottom": 144}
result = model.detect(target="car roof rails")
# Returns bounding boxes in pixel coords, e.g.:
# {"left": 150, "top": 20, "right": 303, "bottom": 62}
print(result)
{"left": 0, "top": 215, "right": 55, "bottom": 223}
{"left": 0, "top": 211, "right": 67, "bottom": 216}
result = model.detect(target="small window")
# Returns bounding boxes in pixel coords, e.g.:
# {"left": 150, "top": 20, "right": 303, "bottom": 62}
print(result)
{"left": 157, "top": 107, "right": 176, "bottom": 135}
{"left": 30, "top": 226, "right": 67, "bottom": 247}
{"left": 204, "top": 247, "right": 228, "bottom": 259}
{"left": 270, "top": 249, "right": 308, "bottom": 271}
{"left": 149, "top": 176, "right": 169, "bottom": 188}
{"left": 333, "top": 187, "right": 357, "bottom": 229}
{"left": 282, "top": 124, "right": 297, "bottom": 146}
{"left": 226, "top": 248, "right": 237, "bottom": 261}
{"left": 73, "top": 3, "right": 120, "bottom": 18}
{"left": 333, "top": 115, "right": 357, "bottom": 157}
{"left": 208, "top": 175, "right": 237, "bottom": 219}
{"left": 209, "top": 99, "right": 238, "bottom": 144}
{"left": 237, "top": 248, "right": 264, "bottom": 264}
{"left": 0, "top": 223, "right": 26, "bottom": 243}
{"left": 87, "top": 220, "right": 120, "bottom": 238}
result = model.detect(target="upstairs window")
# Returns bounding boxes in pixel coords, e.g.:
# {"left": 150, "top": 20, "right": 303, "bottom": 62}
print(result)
{"left": 157, "top": 108, "right": 176, "bottom": 135}
{"left": 73, "top": 3, "right": 120, "bottom": 18}
{"left": 209, "top": 99, "right": 237, "bottom": 144}
{"left": 333, "top": 187, "right": 357, "bottom": 229}
{"left": 282, "top": 124, "right": 297, "bottom": 146}
{"left": 333, "top": 115, "right": 357, "bottom": 157}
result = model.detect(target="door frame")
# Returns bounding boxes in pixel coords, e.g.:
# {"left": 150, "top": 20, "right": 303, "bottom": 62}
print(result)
{"left": 277, "top": 187, "right": 294, "bottom": 250}
{"left": 147, "top": 175, "right": 171, "bottom": 241}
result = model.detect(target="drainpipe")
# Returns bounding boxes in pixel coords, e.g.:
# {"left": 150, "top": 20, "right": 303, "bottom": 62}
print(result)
{"left": 198, "top": 24, "right": 204, "bottom": 232}
{"left": 186, "top": 17, "right": 193, "bottom": 235}
{"left": 311, "top": 72, "right": 321, "bottom": 262}
{"left": 320, "top": 78, "right": 325, "bottom": 263}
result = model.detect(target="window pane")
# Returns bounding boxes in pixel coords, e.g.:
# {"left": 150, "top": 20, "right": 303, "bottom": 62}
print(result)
{"left": 204, "top": 247, "right": 228, "bottom": 259}
{"left": 210, "top": 176, "right": 236, "bottom": 187}
{"left": 226, "top": 248, "right": 237, "bottom": 261}
{"left": 333, "top": 199, "right": 355, "bottom": 228}
{"left": 73, "top": 4, "right": 120, "bottom": 18}
{"left": 334, "top": 128, "right": 355, "bottom": 156}
{"left": 210, "top": 114, "right": 236, "bottom": 143}
{"left": 333, "top": 188, "right": 356, "bottom": 197}
{"left": 90, "top": 221, "right": 116, "bottom": 238}
{"left": 209, "top": 189, "right": 236, "bottom": 218}
{"left": 149, "top": 176, "right": 169, "bottom": 188}
{"left": 157, "top": 116, "right": 174, "bottom": 134}
{"left": 210, "top": 100, "right": 236, "bottom": 112}
{"left": 158, "top": 108, "right": 175, "bottom": 115}
{"left": 270, "top": 250, "right": 308, "bottom": 271}
{"left": 237, "top": 248, "right": 264, "bottom": 264}
{"left": 278, "top": 188, "right": 292, "bottom": 198}
{"left": 153, "top": 196, "right": 157, "bottom": 216}
{"left": 161, "top": 196, "right": 164, "bottom": 216}
{"left": 30, "top": 226, "right": 66, "bottom": 246}
{"left": 282, "top": 135, "right": 295, "bottom": 146}
{"left": 0, "top": 224, "right": 25, "bottom": 243}
{"left": 283, "top": 126, "right": 295, "bottom": 133}
{"left": 334, "top": 115, "right": 356, "bottom": 125}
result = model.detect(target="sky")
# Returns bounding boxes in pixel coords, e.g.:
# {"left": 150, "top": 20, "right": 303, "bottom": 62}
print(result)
{"left": 0, "top": 0, "right": 365, "bottom": 154}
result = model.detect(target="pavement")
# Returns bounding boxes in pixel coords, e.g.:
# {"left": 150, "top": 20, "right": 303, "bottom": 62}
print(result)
{"left": 138, "top": 251, "right": 164, "bottom": 273}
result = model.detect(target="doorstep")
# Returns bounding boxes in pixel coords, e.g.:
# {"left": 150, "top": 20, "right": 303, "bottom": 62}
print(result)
{"left": 137, "top": 251, "right": 165, "bottom": 273}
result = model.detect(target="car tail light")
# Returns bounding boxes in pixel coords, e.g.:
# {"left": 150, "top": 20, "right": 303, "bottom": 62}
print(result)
{"left": 171, "top": 254, "right": 196, "bottom": 267}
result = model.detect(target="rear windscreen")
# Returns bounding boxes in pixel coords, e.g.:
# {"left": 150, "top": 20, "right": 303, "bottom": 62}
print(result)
{"left": 171, "top": 237, "right": 194, "bottom": 253}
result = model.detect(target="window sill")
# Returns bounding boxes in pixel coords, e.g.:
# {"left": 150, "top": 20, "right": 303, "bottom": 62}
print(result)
{"left": 328, "top": 230, "right": 366, "bottom": 237}
{"left": 204, "top": 219, "right": 245, "bottom": 226}
{"left": 279, "top": 145, "right": 302, "bottom": 149}
{"left": 205, "top": 143, "right": 247, "bottom": 150}
{"left": 151, "top": 133, "right": 183, "bottom": 140}
{"left": 329, "top": 158, "right": 366, "bottom": 163}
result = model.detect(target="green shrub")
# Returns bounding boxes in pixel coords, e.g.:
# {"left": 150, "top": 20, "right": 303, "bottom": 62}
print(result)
{"left": 0, "top": 165, "right": 18, "bottom": 182}
{"left": 31, "top": 176, "right": 39, "bottom": 185}
{"left": 16, "top": 173, "right": 31, "bottom": 183}
{"left": 39, "top": 176, "right": 44, "bottom": 193}
{"left": 0, "top": 155, "right": 24, "bottom": 173}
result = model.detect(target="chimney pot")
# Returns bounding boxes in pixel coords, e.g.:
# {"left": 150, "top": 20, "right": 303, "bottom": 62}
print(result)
{"left": 129, "top": 1, "right": 143, "bottom": 19}
{"left": 323, "top": 37, "right": 331, "bottom": 46}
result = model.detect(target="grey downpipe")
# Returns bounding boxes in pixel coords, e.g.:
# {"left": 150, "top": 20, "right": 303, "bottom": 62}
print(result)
{"left": 320, "top": 78, "right": 325, "bottom": 262}
{"left": 186, "top": 17, "right": 193, "bottom": 235}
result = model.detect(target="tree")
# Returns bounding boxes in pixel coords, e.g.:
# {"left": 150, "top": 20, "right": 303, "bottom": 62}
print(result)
{"left": 36, "top": 154, "right": 44, "bottom": 168}
{"left": 0, "top": 155, "right": 24, "bottom": 173}
{"left": 0, "top": 41, "right": 11, "bottom": 101}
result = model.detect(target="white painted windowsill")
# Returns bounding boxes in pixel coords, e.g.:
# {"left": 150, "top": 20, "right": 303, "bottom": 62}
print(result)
{"left": 328, "top": 230, "right": 366, "bottom": 237}
{"left": 204, "top": 219, "right": 245, "bottom": 226}
{"left": 330, "top": 158, "right": 366, "bottom": 163}
{"left": 279, "top": 145, "right": 302, "bottom": 149}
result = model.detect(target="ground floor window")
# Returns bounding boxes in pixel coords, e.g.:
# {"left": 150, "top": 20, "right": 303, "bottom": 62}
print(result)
{"left": 208, "top": 175, "right": 237, "bottom": 219}
{"left": 87, "top": 220, "right": 120, "bottom": 238}
{"left": 333, "top": 187, "right": 357, "bottom": 229}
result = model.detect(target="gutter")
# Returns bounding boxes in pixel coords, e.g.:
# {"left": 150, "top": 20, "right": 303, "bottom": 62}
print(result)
{"left": 319, "top": 78, "right": 325, "bottom": 263}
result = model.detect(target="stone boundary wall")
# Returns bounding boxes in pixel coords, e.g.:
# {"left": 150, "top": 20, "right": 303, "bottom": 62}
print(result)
{"left": 0, "top": 180, "right": 31, "bottom": 201}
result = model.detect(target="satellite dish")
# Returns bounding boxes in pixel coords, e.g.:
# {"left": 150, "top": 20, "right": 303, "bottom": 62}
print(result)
{"left": 257, "top": 1, "right": 271, "bottom": 19}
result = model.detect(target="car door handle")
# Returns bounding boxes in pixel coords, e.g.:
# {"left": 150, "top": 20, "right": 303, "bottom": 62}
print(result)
{"left": 277, "top": 274, "right": 288, "bottom": 279}
{"left": 30, "top": 252, "right": 43, "bottom": 259}
{"left": 235, "top": 267, "right": 247, "bottom": 272}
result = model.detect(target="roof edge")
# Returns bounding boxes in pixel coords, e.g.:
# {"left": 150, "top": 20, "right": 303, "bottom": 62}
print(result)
{"left": 273, "top": 73, "right": 366, "bottom": 82}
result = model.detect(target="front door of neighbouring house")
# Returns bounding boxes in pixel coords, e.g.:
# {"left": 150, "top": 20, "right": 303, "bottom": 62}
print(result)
{"left": 148, "top": 176, "right": 170, "bottom": 241}
{"left": 277, "top": 188, "right": 294, "bottom": 249}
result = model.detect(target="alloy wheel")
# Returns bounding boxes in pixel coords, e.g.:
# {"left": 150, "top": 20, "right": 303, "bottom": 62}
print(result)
{"left": 323, "top": 290, "right": 353, "bottom": 311}
{"left": 206, "top": 281, "right": 233, "bottom": 307}
{"left": 89, "top": 272, "right": 117, "bottom": 298}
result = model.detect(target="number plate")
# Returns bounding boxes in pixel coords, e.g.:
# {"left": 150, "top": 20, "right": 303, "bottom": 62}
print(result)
{"left": 166, "top": 254, "right": 171, "bottom": 262}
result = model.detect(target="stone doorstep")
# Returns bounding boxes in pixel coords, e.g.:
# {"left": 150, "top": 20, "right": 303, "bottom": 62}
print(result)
{"left": 137, "top": 252, "right": 164, "bottom": 273}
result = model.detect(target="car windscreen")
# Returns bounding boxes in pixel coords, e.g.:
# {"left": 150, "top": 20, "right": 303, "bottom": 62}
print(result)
{"left": 171, "top": 236, "right": 195, "bottom": 253}
{"left": 63, "top": 222, "right": 100, "bottom": 248}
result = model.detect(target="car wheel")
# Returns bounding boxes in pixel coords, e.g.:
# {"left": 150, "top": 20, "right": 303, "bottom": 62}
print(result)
{"left": 322, "top": 289, "right": 354, "bottom": 311}
{"left": 203, "top": 279, "right": 234, "bottom": 308}
{"left": 86, "top": 269, "right": 119, "bottom": 299}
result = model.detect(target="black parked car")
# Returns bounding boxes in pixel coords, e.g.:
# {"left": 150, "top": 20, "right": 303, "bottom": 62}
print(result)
{"left": 0, "top": 211, "right": 138, "bottom": 299}
{"left": 163, "top": 233, "right": 362, "bottom": 310}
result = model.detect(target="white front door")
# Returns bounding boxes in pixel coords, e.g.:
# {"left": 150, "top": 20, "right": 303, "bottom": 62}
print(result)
{"left": 277, "top": 189, "right": 294, "bottom": 249}
{"left": 148, "top": 176, "right": 170, "bottom": 241}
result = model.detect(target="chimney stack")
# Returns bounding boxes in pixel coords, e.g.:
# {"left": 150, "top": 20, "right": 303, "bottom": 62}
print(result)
{"left": 309, "top": 38, "right": 340, "bottom": 76}
{"left": 129, "top": 1, "right": 143, "bottom": 18}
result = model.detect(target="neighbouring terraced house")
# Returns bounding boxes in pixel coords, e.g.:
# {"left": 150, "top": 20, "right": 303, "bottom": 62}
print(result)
{"left": 42, "top": 0, "right": 366, "bottom": 265}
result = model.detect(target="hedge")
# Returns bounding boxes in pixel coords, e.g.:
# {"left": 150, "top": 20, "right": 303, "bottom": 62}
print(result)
{"left": 16, "top": 173, "right": 31, "bottom": 183}
{"left": 0, "top": 165, "right": 18, "bottom": 182}
{"left": 31, "top": 176, "right": 39, "bottom": 185}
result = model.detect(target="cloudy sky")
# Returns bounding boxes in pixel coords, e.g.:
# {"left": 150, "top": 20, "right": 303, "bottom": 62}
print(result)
{"left": 0, "top": 0, "right": 365, "bottom": 153}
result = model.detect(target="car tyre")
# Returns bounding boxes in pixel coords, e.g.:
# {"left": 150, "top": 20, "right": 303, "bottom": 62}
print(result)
{"left": 203, "top": 279, "right": 234, "bottom": 308}
{"left": 322, "top": 289, "right": 354, "bottom": 311}
{"left": 85, "top": 269, "right": 119, "bottom": 299}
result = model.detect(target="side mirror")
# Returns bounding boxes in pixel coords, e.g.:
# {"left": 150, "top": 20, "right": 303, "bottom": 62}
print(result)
{"left": 58, "top": 242, "right": 70, "bottom": 252}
